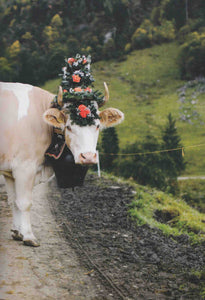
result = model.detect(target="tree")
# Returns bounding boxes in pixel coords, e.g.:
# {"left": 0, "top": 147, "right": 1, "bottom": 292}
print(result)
{"left": 0, "top": 57, "right": 13, "bottom": 81}
{"left": 100, "top": 127, "right": 119, "bottom": 171}
{"left": 161, "top": 0, "right": 187, "bottom": 29}
{"left": 161, "top": 113, "right": 186, "bottom": 193}
{"left": 115, "top": 135, "right": 166, "bottom": 189}
{"left": 115, "top": 114, "right": 185, "bottom": 194}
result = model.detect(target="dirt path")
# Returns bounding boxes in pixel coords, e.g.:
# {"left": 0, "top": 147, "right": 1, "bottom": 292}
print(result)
{"left": 178, "top": 176, "right": 205, "bottom": 180}
{"left": 0, "top": 176, "right": 103, "bottom": 300}
{"left": 1, "top": 174, "right": 204, "bottom": 300}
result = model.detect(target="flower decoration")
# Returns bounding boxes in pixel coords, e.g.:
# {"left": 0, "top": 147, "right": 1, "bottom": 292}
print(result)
{"left": 53, "top": 54, "right": 104, "bottom": 126}
{"left": 72, "top": 74, "right": 81, "bottom": 83}
{"left": 68, "top": 57, "right": 76, "bottom": 65}
{"left": 74, "top": 87, "right": 83, "bottom": 92}
{"left": 84, "top": 87, "right": 92, "bottom": 92}
{"left": 78, "top": 104, "right": 91, "bottom": 118}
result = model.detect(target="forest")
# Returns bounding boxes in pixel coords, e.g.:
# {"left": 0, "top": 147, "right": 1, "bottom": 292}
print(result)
{"left": 0, "top": 0, "right": 205, "bottom": 85}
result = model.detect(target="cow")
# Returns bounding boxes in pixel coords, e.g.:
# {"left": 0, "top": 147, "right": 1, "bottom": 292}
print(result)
{"left": 0, "top": 82, "right": 124, "bottom": 247}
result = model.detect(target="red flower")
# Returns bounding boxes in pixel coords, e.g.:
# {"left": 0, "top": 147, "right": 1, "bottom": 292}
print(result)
{"left": 78, "top": 104, "right": 90, "bottom": 118}
{"left": 68, "top": 57, "right": 76, "bottom": 64}
{"left": 72, "top": 74, "right": 81, "bottom": 83}
{"left": 63, "top": 89, "right": 68, "bottom": 93}
{"left": 84, "top": 87, "right": 92, "bottom": 92}
{"left": 83, "top": 59, "right": 87, "bottom": 64}
{"left": 74, "top": 87, "right": 82, "bottom": 92}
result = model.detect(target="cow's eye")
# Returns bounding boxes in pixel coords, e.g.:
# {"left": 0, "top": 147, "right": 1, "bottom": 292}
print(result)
{"left": 66, "top": 125, "right": 72, "bottom": 131}
{"left": 96, "top": 124, "right": 100, "bottom": 130}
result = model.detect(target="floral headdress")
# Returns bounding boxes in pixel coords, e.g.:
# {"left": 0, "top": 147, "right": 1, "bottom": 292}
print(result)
{"left": 52, "top": 54, "right": 108, "bottom": 126}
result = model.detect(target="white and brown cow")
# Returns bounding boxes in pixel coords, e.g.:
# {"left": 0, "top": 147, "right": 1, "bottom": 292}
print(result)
{"left": 0, "top": 82, "right": 124, "bottom": 246}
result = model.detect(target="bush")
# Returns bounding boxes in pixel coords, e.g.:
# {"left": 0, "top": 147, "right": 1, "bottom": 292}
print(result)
{"left": 124, "top": 43, "right": 131, "bottom": 54}
{"left": 115, "top": 135, "right": 167, "bottom": 190}
{"left": 153, "top": 20, "right": 175, "bottom": 44}
{"left": 131, "top": 27, "right": 151, "bottom": 49}
{"left": 178, "top": 19, "right": 205, "bottom": 44}
{"left": 131, "top": 19, "right": 175, "bottom": 50}
{"left": 178, "top": 31, "right": 205, "bottom": 79}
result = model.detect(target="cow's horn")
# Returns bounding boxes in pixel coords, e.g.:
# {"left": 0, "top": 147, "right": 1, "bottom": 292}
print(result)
{"left": 99, "top": 82, "right": 109, "bottom": 107}
{"left": 57, "top": 86, "right": 63, "bottom": 107}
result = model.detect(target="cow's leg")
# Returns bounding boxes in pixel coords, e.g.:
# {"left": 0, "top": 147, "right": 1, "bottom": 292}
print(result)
{"left": 13, "top": 166, "right": 40, "bottom": 247}
{"left": 4, "top": 176, "right": 23, "bottom": 241}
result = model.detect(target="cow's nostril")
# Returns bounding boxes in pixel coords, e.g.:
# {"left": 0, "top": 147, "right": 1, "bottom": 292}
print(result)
{"left": 81, "top": 153, "right": 86, "bottom": 160}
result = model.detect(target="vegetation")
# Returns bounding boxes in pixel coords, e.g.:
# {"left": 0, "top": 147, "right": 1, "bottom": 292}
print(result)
{"left": 179, "top": 179, "right": 205, "bottom": 213}
{"left": 1, "top": 1, "right": 205, "bottom": 228}
{"left": 100, "top": 127, "right": 119, "bottom": 171}
{"left": 42, "top": 42, "right": 205, "bottom": 176}
{"left": 97, "top": 171, "right": 205, "bottom": 244}
{"left": 129, "top": 185, "right": 205, "bottom": 244}
{"left": 1, "top": 0, "right": 205, "bottom": 84}
{"left": 112, "top": 114, "right": 185, "bottom": 194}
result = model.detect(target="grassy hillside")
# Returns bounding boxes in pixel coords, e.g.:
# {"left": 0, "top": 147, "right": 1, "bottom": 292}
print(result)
{"left": 98, "top": 171, "right": 205, "bottom": 244}
{"left": 42, "top": 42, "right": 205, "bottom": 176}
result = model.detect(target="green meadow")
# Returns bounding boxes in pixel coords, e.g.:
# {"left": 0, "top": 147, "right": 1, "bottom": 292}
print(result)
{"left": 42, "top": 42, "right": 205, "bottom": 176}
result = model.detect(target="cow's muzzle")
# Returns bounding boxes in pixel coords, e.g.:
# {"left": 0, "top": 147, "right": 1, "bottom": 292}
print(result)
{"left": 79, "top": 152, "right": 97, "bottom": 165}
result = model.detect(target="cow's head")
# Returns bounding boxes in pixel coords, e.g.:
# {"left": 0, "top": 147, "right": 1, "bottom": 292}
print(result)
{"left": 43, "top": 83, "right": 124, "bottom": 165}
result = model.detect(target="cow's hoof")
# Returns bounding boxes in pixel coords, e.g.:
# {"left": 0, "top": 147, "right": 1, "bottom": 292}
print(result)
{"left": 23, "top": 239, "right": 40, "bottom": 247}
{"left": 11, "top": 230, "right": 23, "bottom": 241}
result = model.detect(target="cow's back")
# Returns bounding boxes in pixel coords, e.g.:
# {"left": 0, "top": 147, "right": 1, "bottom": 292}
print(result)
{"left": 0, "top": 82, "right": 54, "bottom": 171}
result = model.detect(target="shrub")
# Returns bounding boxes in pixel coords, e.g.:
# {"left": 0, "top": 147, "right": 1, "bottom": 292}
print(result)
{"left": 153, "top": 20, "right": 175, "bottom": 44}
{"left": 178, "top": 31, "right": 205, "bottom": 79}
{"left": 124, "top": 43, "right": 131, "bottom": 53}
{"left": 178, "top": 19, "right": 205, "bottom": 44}
{"left": 115, "top": 135, "right": 167, "bottom": 189}
{"left": 131, "top": 19, "right": 175, "bottom": 50}
{"left": 131, "top": 27, "right": 151, "bottom": 49}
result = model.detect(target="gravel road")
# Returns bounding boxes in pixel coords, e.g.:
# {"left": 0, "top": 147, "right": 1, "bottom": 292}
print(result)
{"left": 0, "top": 176, "right": 104, "bottom": 300}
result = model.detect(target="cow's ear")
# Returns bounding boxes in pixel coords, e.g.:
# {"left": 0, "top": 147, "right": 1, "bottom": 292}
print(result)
{"left": 43, "top": 108, "right": 66, "bottom": 129}
{"left": 99, "top": 108, "right": 124, "bottom": 128}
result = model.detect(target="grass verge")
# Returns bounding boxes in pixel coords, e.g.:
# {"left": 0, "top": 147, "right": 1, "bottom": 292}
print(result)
{"left": 96, "top": 171, "right": 205, "bottom": 244}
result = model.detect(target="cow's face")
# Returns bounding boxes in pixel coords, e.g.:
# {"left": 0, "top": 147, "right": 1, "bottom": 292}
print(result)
{"left": 43, "top": 106, "right": 124, "bottom": 164}
{"left": 43, "top": 84, "right": 124, "bottom": 165}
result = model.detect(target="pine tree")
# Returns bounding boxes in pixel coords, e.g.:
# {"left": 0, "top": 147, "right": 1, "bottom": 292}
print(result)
{"left": 161, "top": 113, "right": 186, "bottom": 193}
{"left": 101, "top": 127, "right": 119, "bottom": 171}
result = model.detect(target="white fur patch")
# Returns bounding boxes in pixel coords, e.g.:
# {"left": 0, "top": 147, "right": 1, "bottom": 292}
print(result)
{"left": 1, "top": 82, "right": 33, "bottom": 120}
